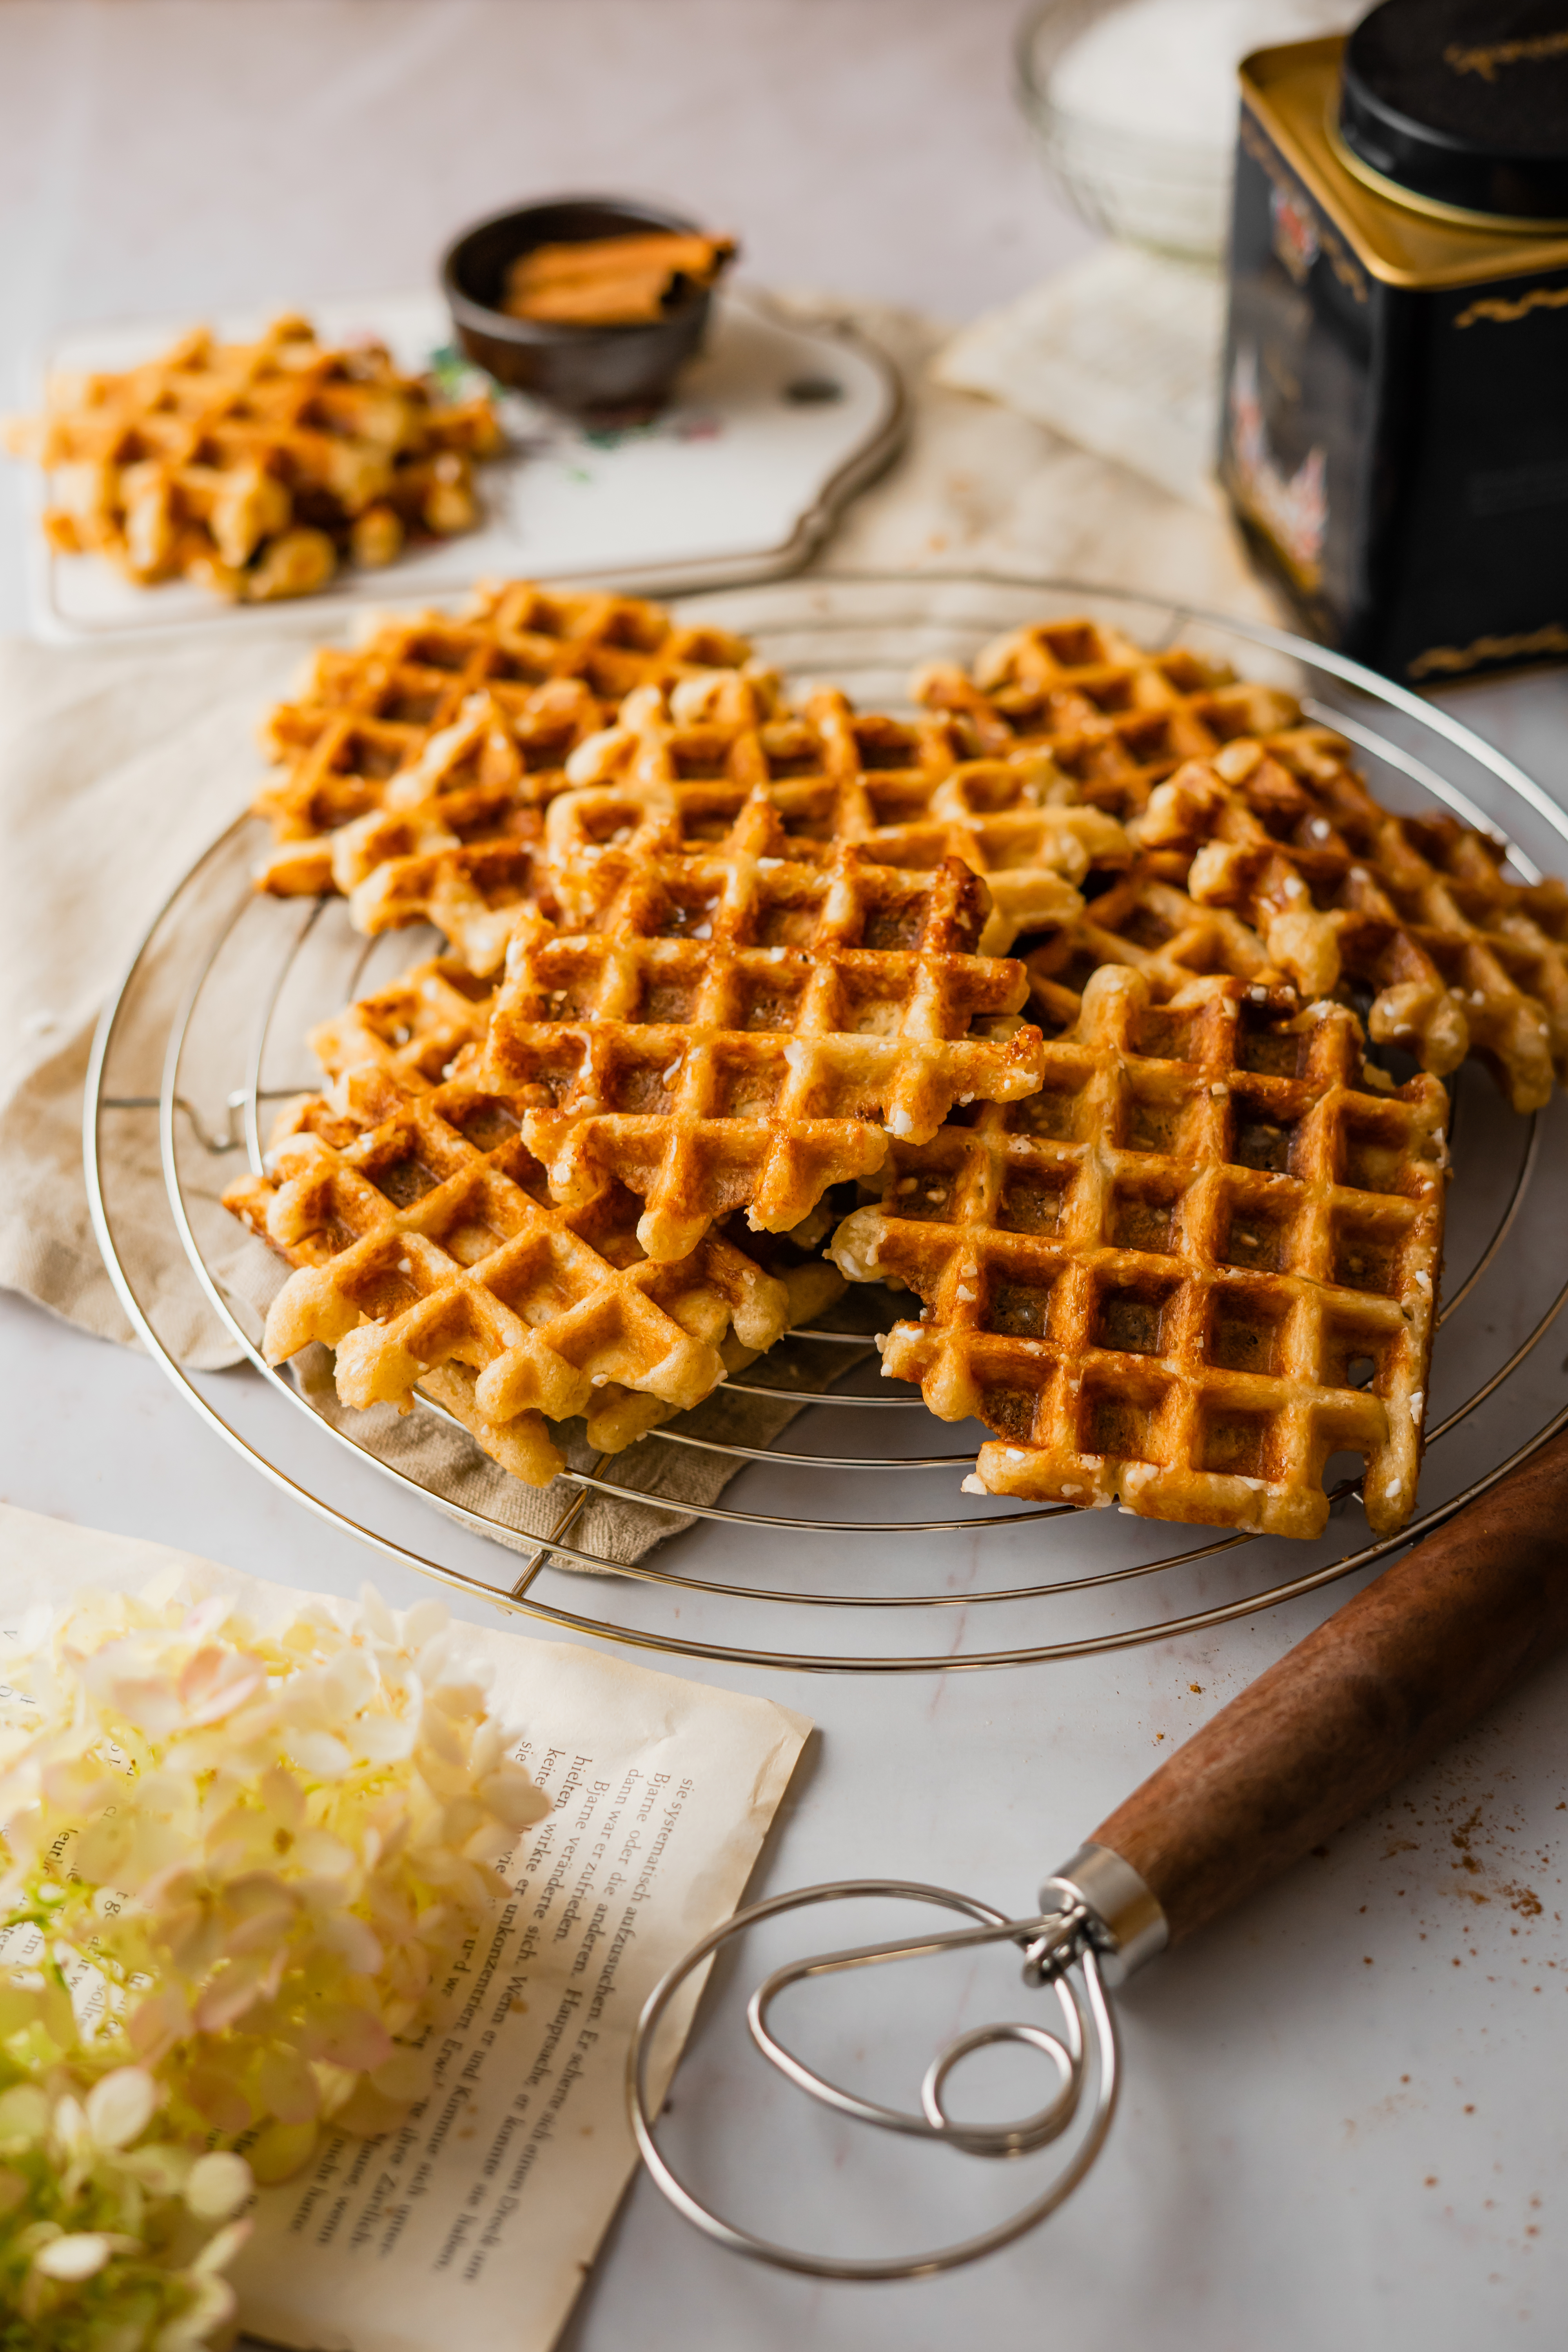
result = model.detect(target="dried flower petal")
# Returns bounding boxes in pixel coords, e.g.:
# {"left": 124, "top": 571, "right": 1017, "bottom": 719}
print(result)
{"left": 247, "top": 2120, "right": 318, "bottom": 2185}
{"left": 34, "top": 2228, "right": 114, "bottom": 2279}
{"left": 84, "top": 2066, "right": 159, "bottom": 2151}
{"left": 185, "top": 2152, "right": 252, "bottom": 2223}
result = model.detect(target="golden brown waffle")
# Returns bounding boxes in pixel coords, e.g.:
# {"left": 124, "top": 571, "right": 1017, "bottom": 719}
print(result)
{"left": 914, "top": 618, "right": 1326, "bottom": 817}
{"left": 306, "top": 954, "right": 498, "bottom": 1093}
{"left": 344, "top": 836, "right": 549, "bottom": 980}
{"left": 224, "top": 1060, "right": 793, "bottom": 1488}
{"left": 251, "top": 581, "right": 756, "bottom": 915}
{"left": 1024, "top": 863, "right": 1292, "bottom": 1036}
{"left": 484, "top": 853, "right": 1047, "bottom": 1261}
{"left": 1134, "top": 740, "right": 1568, "bottom": 1112}
{"left": 562, "top": 674, "right": 958, "bottom": 795}
{"left": 830, "top": 963, "right": 1448, "bottom": 1539}
{"left": 4, "top": 314, "right": 500, "bottom": 602}
{"left": 548, "top": 680, "right": 1130, "bottom": 953}
{"left": 581, "top": 1229, "right": 848, "bottom": 1452}
{"left": 237, "top": 952, "right": 829, "bottom": 1476}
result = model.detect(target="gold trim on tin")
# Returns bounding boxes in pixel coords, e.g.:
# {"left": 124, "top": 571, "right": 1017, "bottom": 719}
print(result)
{"left": 1409, "top": 622, "right": 1568, "bottom": 679}
{"left": 1326, "top": 112, "right": 1568, "bottom": 238}
{"left": 1455, "top": 285, "right": 1568, "bottom": 328}
{"left": 1241, "top": 41, "right": 1568, "bottom": 290}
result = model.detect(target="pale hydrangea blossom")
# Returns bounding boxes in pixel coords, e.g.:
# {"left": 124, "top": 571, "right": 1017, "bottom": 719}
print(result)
{"left": 0, "top": 2063, "right": 250, "bottom": 2350}
{"left": 0, "top": 1581, "right": 550, "bottom": 2197}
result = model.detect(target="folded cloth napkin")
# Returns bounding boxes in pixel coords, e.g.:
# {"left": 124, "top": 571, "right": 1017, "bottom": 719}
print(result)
{"left": 0, "top": 622, "right": 323, "bottom": 1352}
{"left": 225, "top": 1258, "right": 878, "bottom": 1570}
{"left": 795, "top": 293, "right": 1284, "bottom": 621}
{"left": 929, "top": 247, "right": 1230, "bottom": 510}
{"left": 0, "top": 293, "right": 1283, "bottom": 1571}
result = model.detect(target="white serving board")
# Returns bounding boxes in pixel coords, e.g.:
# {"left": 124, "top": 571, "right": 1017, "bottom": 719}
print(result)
{"left": 22, "top": 288, "right": 902, "bottom": 644}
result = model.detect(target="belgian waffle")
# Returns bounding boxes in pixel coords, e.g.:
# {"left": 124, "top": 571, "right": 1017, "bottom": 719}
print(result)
{"left": 1024, "top": 863, "right": 1292, "bottom": 1035}
{"left": 223, "top": 1059, "right": 793, "bottom": 1488}
{"left": 306, "top": 953, "right": 497, "bottom": 1094}
{"left": 548, "top": 679, "right": 1131, "bottom": 952}
{"left": 562, "top": 673, "right": 960, "bottom": 795}
{"left": 914, "top": 618, "right": 1331, "bottom": 817}
{"left": 830, "top": 963, "right": 1448, "bottom": 1539}
{"left": 579, "top": 1227, "right": 849, "bottom": 1453}
{"left": 1135, "top": 740, "right": 1568, "bottom": 1112}
{"left": 483, "top": 852, "right": 1047, "bottom": 1261}
{"left": 307, "top": 956, "right": 857, "bottom": 1446}
{"left": 4, "top": 314, "right": 499, "bottom": 602}
{"left": 252, "top": 581, "right": 756, "bottom": 906}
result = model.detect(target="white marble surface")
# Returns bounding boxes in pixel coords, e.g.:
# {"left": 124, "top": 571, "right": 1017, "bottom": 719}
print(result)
{"left": 5, "top": 6, "right": 1568, "bottom": 2347}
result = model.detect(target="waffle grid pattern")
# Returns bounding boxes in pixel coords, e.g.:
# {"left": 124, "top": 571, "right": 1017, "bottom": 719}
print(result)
{"left": 1024, "top": 863, "right": 1294, "bottom": 1034}
{"left": 306, "top": 955, "right": 497, "bottom": 1094}
{"left": 548, "top": 680, "right": 1132, "bottom": 953}
{"left": 224, "top": 1058, "right": 792, "bottom": 1488}
{"left": 6, "top": 314, "right": 498, "bottom": 603}
{"left": 252, "top": 581, "right": 755, "bottom": 907}
{"left": 215, "top": 598, "right": 1560, "bottom": 1541}
{"left": 914, "top": 617, "right": 1326, "bottom": 816}
{"left": 831, "top": 964, "right": 1448, "bottom": 1539}
{"left": 1135, "top": 740, "right": 1568, "bottom": 1111}
{"left": 485, "top": 848, "right": 1046, "bottom": 1260}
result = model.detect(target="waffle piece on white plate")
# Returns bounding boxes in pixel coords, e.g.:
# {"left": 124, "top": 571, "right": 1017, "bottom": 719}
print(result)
{"left": 251, "top": 579, "right": 756, "bottom": 901}
{"left": 1133, "top": 739, "right": 1568, "bottom": 1112}
{"left": 4, "top": 314, "right": 500, "bottom": 602}
{"left": 913, "top": 616, "right": 1326, "bottom": 818}
{"left": 223, "top": 1057, "right": 793, "bottom": 1489}
{"left": 483, "top": 846, "right": 1047, "bottom": 1261}
{"left": 829, "top": 963, "right": 1448, "bottom": 1540}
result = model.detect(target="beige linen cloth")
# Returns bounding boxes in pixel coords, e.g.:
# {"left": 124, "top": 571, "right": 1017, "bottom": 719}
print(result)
{"left": 0, "top": 297, "right": 1279, "bottom": 1569}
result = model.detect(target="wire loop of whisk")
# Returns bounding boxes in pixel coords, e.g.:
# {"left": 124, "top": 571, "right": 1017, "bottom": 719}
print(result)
{"left": 627, "top": 1876, "right": 1120, "bottom": 2278}
{"left": 746, "top": 1891, "right": 1092, "bottom": 2156}
{"left": 82, "top": 572, "right": 1568, "bottom": 1671}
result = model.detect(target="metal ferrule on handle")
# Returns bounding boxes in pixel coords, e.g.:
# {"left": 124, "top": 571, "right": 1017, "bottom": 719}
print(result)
{"left": 1036, "top": 1843, "right": 1169, "bottom": 1985}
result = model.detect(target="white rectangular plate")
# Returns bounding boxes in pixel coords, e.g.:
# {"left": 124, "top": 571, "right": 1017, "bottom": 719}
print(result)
{"left": 23, "top": 288, "right": 902, "bottom": 644}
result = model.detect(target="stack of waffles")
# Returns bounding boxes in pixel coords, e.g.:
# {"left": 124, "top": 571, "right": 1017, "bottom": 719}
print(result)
{"left": 226, "top": 581, "right": 1048, "bottom": 1495}
{"left": 3, "top": 315, "right": 501, "bottom": 602}
{"left": 228, "top": 589, "right": 1568, "bottom": 1542}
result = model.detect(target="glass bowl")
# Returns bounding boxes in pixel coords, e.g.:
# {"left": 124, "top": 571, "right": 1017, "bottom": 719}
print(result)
{"left": 1016, "top": 0, "right": 1350, "bottom": 261}
{"left": 1016, "top": 0, "right": 1236, "bottom": 259}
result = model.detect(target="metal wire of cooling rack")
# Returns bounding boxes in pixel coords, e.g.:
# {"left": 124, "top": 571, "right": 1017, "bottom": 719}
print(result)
{"left": 83, "top": 574, "right": 1568, "bottom": 1672}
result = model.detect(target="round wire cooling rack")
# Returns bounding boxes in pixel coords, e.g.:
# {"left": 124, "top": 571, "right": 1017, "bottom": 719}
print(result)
{"left": 85, "top": 573, "right": 1568, "bottom": 1672}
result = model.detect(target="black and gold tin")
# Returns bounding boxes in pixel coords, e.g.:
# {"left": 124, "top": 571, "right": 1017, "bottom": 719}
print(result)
{"left": 1220, "top": 4, "right": 1568, "bottom": 684}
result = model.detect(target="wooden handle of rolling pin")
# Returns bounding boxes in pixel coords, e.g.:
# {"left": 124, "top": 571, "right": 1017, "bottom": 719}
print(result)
{"left": 1091, "top": 1424, "right": 1568, "bottom": 1949}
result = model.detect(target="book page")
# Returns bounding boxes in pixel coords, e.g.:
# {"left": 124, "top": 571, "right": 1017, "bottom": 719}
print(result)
{"left": 0, "top": 1505, "right": 811, "bottom": 2352}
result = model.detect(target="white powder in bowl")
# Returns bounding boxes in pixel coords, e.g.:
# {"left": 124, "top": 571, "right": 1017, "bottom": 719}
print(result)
{"left": 1050, "top": 0, "right": 1351, "bottom": 152}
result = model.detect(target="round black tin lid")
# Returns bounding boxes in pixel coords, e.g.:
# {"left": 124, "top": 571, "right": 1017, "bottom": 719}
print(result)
{"left": 1339, "top": 0, "right": 1568, "bottom": 224}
